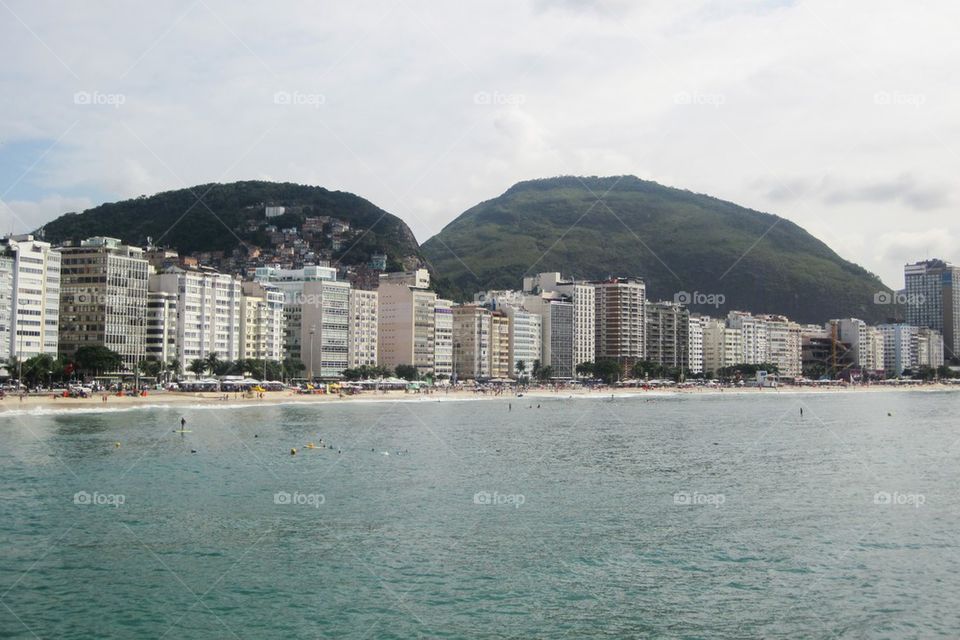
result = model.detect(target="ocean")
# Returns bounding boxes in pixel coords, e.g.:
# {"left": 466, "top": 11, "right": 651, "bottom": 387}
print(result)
{"left": 1, "top": 390, "right": 958, "bottom": 638}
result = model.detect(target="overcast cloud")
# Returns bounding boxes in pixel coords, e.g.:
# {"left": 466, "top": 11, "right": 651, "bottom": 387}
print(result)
{"left": 1, "top": 0, "right": 957, "bottom": 287}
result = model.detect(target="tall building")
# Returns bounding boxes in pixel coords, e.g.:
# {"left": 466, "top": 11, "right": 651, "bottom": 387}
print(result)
{"left": 593, "top": 278, "right": 646, "bottom": 366}
{"left": 878, "top": 323, "right": 916, "bottom": 377}
{"left": 239, "top": 281, "right": 285, "bottom": 362}
{"left": 57, "top": 237, "right": 149, "bottom": 371}
{"left": 452, "top": 305, "right": 491, "bottom": 380}
{"left": 377, "top": 272, "right": 437, "bottom": 377}
{"left": 702, "top": 319, "right": 742, "bottom": 377}
{"left": 149, "top": 266, "right": 242, "bottom": 365}
{"left": 433, "top": 298, "right": 453, "bottom": 379}
{"left": 904, "top": 259, "right": 960, "bottom": 361}
{"left": 687, "top": 314, "right": 708, "bottom": 375}
{"left": 523, "top": 273, "right": 595, "bottom": 369}
{"left": 645, "top": 301, "right": 689, "bottom": 370}
{"left": 727, "top": 311, "right": 768, "bottom": 365}
{"left": 1, "top": 235, "right": 61, "bottom": 360}
{"left": 0, "top": 255, "right": 14, "bottom": 363}
{"left": 489, "top": 310, "right": 511, "bottom": 379}
{"left": 475, "top": 290, "right": 542, "bottom": 379}
{"left": 255, "top": 265, "right": 350, "bottom": 378}
{"left": 146, "top": 291, "right": 178, "bottom": 366}
{"left": 348, "top": 289, "right": 379, "bottom": 369}
{"left": 762, "top": 315, "right": 802, "bottom": 378}
{"left": 522, "top": 292, "right": 574, "bottom": 378}
{"left": 915, "top": 327, "right": 945, "bottom": 368}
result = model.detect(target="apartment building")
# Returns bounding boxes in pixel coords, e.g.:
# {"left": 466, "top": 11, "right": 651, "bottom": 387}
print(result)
{"left": 645, "top": 301, "right": 689, "bottom": 370}
{"left": 239, "top": 281, "right": 285, "bottom": 362}
{"left": 349, "top": 289, "right": 379, "bottom": 369}
{"left": 762, "top": 315, "right": 802, "bottom": 378}
{"left": 146, "top": 291, "right": 178, "bottom": 365}
{"left": 523, "top": 272, "right": 595, "bottom": 370}
{"left": 377, "top": 273, "right": 437, "bottom": 377}
{"left": 433, "top": 298, "right": 453, "bottom": 379}
{"left": 57, "top": 237, "right": 149, "bottom": 371}
{"left": 593, "top": 278, "right": 646, "bottom": 366}
{"left": 149, "top": 266, "right": 242, "bottom": 365}
{"left": 727, "top": 311, "right": 768, "bottom": 365}
{"left": 702, "top": 319, "right": 742, "bottom": 377}
{"left": 489, "top": 310, "right": 511, "bottom": 379}
{"left": 452, "top": 305, "right": 491, "bottom": 380}
{"left": 0, "top": 255, "right": 13, "bottom": 363}
{"left": 522, "top": 292, "right": 573, "bottom": 378}
{"left": 904, "top": 259, "right": 960, "bottom": 361}
{"left": 687, "top": 314, "right": 708, "bottom": 375}
{"left": 1, "top": 234, "right": 61, "bottom": 360}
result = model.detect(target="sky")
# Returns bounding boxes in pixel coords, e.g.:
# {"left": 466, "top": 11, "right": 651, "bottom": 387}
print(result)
{"left": 1, "top": 0, "right": 957, "bottom": 288}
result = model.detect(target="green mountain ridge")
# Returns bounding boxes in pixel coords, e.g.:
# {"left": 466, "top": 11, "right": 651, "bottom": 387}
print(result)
{"left": 37, "top": 180, "right": 424, "bottom": 271}
{"left": 422, "top": 175, "right": 899, "bottom": 324}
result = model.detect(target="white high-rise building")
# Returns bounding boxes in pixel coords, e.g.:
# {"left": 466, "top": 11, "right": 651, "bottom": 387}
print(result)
{"left": 762, "top": 315, "right": 802, "bottom": 378}
{"left": 433, "top": 298, "right": 453, "bottom": 379}
{"left": 727, "top": 311, "right": 769, "bottom": 365}
{"left": 0, "top": 255, "right": 14, "bottom": 363}
{"left": 149, "top": 267, "right": 242, "bottom": 365}
{"left": 522, "top": 292, "right": 573, "bottom": 378}
{"left": 349, "top": 289, "right": 379, "bottom": 369}
{"left": 1, "top": 235, "right": 61, "bottom": 360}
{"left": 474, "top": 290, "right": 542, "bottom": 379}
{"left": 255, "top": 264, "right": 351, "bottom": 378}
{"left": 146, "top": 291, "right": 178, "bottom": 366}
{"left": 864, "top": 326, "right": 885, "bottom": 373}
{"left": 523, "top": 272, "right": 595, "bottom": 370}
{"left": 878, "top": 323, "right": 915, "bottom": 377}
{"left": 687, "top": 315, "right": 708, "bottom": 375}
{"left": 239, "top": 281, "right": 285, "bottom": 362}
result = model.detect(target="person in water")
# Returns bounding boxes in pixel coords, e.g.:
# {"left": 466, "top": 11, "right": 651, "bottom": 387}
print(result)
{"left": 180, "top": 417, "right": 186, "bottom": 429}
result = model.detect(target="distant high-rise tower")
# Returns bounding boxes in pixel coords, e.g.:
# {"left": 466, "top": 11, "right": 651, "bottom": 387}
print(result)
{"left": 904, "top": 259, "right": 960, "bottom": 362}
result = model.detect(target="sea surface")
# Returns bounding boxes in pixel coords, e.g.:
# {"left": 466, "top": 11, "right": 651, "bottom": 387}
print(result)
{"left": 1, "top": 390, "right": 959, "bottom": 639}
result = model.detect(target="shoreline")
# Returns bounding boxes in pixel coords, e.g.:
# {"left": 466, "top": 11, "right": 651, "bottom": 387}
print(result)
{"left": 1, "top": 383, "right": 958, "bottom": 417}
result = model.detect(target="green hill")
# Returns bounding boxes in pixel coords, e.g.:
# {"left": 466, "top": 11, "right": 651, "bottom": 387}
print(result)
{"left": 37, "top": 181, "right": 423, "bottom": 270}
{"left": 422, "top": 176, "right": 899, "bottom": 324}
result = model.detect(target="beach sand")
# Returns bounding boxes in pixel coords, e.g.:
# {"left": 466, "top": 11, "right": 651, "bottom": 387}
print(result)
{"left": 0, "top": 382, "right": 956, "bottom": 414}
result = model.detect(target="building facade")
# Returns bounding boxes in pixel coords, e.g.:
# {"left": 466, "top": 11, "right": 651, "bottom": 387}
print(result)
{"left": 239, "top": 281, "right": 285, "bottom": 362}
{"left": 149, "top": 267, "right": 242, "bottom": 365}
{"left": 2, "top": 235, "right": 61, "bottom": 361}
{"left": 348, "top": 289, "right": 379, "bottom": 369}
{"left": 377, "top": 277, "right": 437, "bottom": 377}
{"left": 452, "top": 305, "right": 491, "bottom": 380}
{"left": 904, "top": 259, "right": 960, "bottom": 361}
{"left": 433, "top": 298, "right": 453, "bottom": 379}
{"left": 57, "top": 237, "right": 149, "bottom": 371}
{"left": 146, "top": 291, "right": 178, "bottom": 366}
{"left": 593, "top": 278, "right": 646, "bottom": 366}
{"left": 645, "top": 301, "right": 689, "bottom": 370}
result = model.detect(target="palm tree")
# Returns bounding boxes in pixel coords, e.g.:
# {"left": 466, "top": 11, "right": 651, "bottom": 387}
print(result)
{"left": 167, "top": 358, "right": 182, "bottom": 382}
{"left": 188, "top": 359, "right": 207, "bottom": 378}
{"left": 204, "top": 352, "right": 220, "bottom": 375}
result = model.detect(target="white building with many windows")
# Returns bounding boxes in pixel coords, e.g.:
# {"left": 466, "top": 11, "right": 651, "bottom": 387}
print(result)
{"left": 348, "top": 289, "right": 379, "bottom": 369}
{"left": 1, "top": 234, "right": 61, "bottom": 361}
{"left": 149, "top": 266, "right": 242, "bottom": 365}
{"left": 523, "top": 272, "right": 595, "bottom": 370}
{"left": 240, "top": 281, "right": 285, "bottom": 362}
{"left": 433, "top": 298, "right": 453, "bottom": 379}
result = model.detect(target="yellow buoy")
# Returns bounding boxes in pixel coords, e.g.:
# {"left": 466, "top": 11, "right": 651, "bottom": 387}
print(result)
{"left": 114, "top": 442, "right": 121, "bottom": 448}
{"left": 290, "top": 448, "right": 297, "bottom": 455}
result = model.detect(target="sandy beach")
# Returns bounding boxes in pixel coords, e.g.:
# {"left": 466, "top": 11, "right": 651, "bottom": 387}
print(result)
{"left": 0, "top": 382, "right": 957, "bottom": 415}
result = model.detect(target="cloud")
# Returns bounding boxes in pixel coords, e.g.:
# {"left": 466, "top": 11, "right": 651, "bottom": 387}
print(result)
{"left": 822, "top": 174, "right": 951, "bottom": 211}
{"left": 0, "top": 195, "right": 93, "bottom": 234}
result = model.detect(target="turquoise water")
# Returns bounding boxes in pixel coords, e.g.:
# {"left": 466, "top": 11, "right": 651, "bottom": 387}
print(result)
{"left": 1, "top": 391, "right": 959, "bottom": 639}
